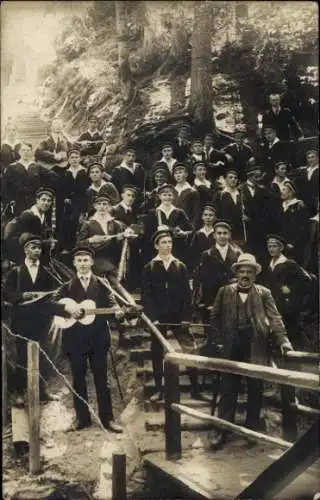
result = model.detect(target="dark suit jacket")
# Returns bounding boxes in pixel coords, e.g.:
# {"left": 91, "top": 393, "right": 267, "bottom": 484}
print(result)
{"left": 3, "top": 263, "right": 57, "bottom": 338}
{"left": 2, "top": 162, "right": 57, "bottom": 216}
{"left": 77, "top": 218, "right": 123, "bottom": 275}
{"left": 111, "top": 164, "right": 145, "bottom": 205}
{"left": 86, "top": 183, "right": 120, "bottom": 216}
{"left": 241, "top": 183, "right": 279, "bottom": 242}
{"left": 222, "top": 142, "right": 253, "bottom": 174}
{"left": 262, "top": 107, "right": 303, "bottom": 141}
{"left": 263, "top": 259, "right": 311, "bottom": 319}
{"left": 4, "top": 209, "right": 53, "bottom": 264}
{"left": 77, "top": 131, "right": 104, "bottom": 157}
{"left": 51, "top": 274, "right": 117, "bottom": 353}
{"left": 257, "top": 139, "right": 292, "bottom": 182}
{"left": 210, "top": 283, "right": 290, "bottom": 364}
{"left": 280, "top": 200, "right": 310, "bottom": 264}
{"left": 215, "top": 190, "right": 244, "bottom": 242}
{"left": 142, "top": 258, "right": 191, "bottom": 322}
{"left": 175, "top": 187, "right": 200, "bottom": 229}
{"left": 196, "top": 245, "right": 242, "bottom": 306}
{"left": 35, "top": 136, "right": 70, "bottom": 166}
{"left": 295, "top": 166, "right": 319, "bottom": 216}
{"left": 1, "top": 143, "right": 20, "bottom": 172}
{"left": 172, "top": 138, "right": 192, "bottom": 163}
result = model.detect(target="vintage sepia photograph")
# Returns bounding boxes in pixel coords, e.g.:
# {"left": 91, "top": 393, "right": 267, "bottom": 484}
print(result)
{"left": 1, "top": 1, "right": 319, "bottom": 499}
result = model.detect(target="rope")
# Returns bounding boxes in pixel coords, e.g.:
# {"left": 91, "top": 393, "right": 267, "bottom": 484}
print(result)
{"left": 2, "top": 322, "right": 116, "bottom": 434}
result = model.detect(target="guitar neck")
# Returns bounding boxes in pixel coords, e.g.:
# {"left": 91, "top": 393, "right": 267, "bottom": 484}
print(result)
{"left": 84, "top": 307, "right": 116, "bottom": 316}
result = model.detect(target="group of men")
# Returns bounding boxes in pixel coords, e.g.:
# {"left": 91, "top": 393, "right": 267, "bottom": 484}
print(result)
{"left": 1, "top": 89, "right": 318, "bottom": 444}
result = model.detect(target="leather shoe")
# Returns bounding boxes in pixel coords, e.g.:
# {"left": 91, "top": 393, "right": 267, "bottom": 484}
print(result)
{"left": 105, "top": 420, "right": 124, "bottom": 433}
{"left": 66, "top": 419, "right": 92, "bottom": 432}
{"left": 210, "top": 432, "right": 227, "bottom": 451}
{"left": 150, "top": 392, "right": 164, "bottom": 402}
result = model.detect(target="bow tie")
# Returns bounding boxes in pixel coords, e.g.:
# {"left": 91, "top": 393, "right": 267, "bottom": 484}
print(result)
{"left": 237, "top": 287, "right": 250, "bottom": 294}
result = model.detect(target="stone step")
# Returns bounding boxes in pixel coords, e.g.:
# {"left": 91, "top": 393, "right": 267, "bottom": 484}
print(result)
{"left": 144, "top": 395, "right": 213, "bottom": 413}
{"left": 122, "top": 331, "right": 151, "bottom": 349}
{"left": 145, "top": 410, "right": 216, "bottom": 432}
{"left": 143, "top": 375, "right": 215, "bottom": 398}
{"left": 129, "top": 347, "right": 151, "bottom": 365}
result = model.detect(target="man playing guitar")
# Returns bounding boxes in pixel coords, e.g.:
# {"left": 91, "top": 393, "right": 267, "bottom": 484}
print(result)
{"left": 51, "top": 245, "right": 125, "bottom": 432}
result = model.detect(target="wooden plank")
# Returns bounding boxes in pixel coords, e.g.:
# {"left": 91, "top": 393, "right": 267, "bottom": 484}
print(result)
{"left": 112, "top": 453, "right": 127, "bottom": 500}
{"left": 165, "top": 353, "right": 320, "bottom": 391}
{"left": 2, "top": 327, "right": 7, "bottom": 427}
{"left": 236, "top": 420, "right": 320, "bottom": 499}
{"left": 28, "top": 341, "right": 40, "bottom": 474}
{"left": 172, "top": 403, "right": 292, "bottom": 450}
{"left": 164, "top": 361, "right": 181, "bottom": 459}
{"left": 285, "top": 350, "right": 320, "bottom": 362}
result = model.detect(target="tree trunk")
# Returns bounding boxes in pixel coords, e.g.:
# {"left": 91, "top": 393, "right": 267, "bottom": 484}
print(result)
{"left": 190, "top": 1, "right": 214, "bottom": 134}
{"left": 115, "top": 0, "right": 132, "bottom": 103}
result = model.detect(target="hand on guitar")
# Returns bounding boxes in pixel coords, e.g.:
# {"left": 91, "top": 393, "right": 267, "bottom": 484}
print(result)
{"left": 54, "top": 151, "right": 67, "bottom": 162}
{"left": 64, "top": 303, "right": 84, "bottom": 320}
{"left": 114, "top": 307, "right": 125, "bottom": 320}
{"left": 89, "top": 235, "right": 108, "bottom": 245}
{"left": 22, "top": 292, "right": 38, "bottom": 301}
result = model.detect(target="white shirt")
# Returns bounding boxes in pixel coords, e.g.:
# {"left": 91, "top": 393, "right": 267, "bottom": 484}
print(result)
{"left": 91, "top": 213, "right": 113, "bottom": 233}
{"left": 192, "top": 153, "right": 203, "bottom": 162}
{"left": 246, "top": 181, "right": 255, "bottom": 197}
{"left": 68, "top": 166, "right": 86, "bottom": 179}
{"left": 120, "top": 160, "right": 138, "bottom": 174}
{"left": 270, "top": 254, "right": 287, "bottom": 271}
{"left": 120, "top": 201, "right": 132, "bottom": 213}
{"left": 77, "top": 272, "right": 92, "bottom": 290}
{"left": 215, "top": 243, "right": 229, "bottom": 261}
{"left": 271, "top": 176, "right": 290, "bottom": 190}
{"left": 222, "top": 187, "right": 239, "bottom": 204}
{"left": 153, "top": 254, "right": 177, "bottom": 271}
{"left": 194, "top": 178, "right": 211, "bottom": 189}
{"left": 282, "top": 198, "right": 299, "bottom": 212}
{"left": 175, "top": 182, "right": 192, "bottom": 195}
{"left": 160, "top": 157, "right": 177, "bottom": 174}
{"left": 19, "top": 160, "right": 34, "bottom": 171}
{"left": 268, "top": 137, "right": 280, "bottom": 149}
{"left": 25, "top": 258, "right": 40, "bottom": 284}
{"left": 157, "top": 204, "right": 175, "bottom": 220}
{"left": 199, "top": 227, "right": 214, "bottom": 237}
{"left": 307, "top": 165, "right": 318, "bottom": 181}
{"left": 239, "top": 293, "right": 248, "bottom": 303}
{"left": 30, "top": 205, "right": 45, "bottom": 224}
{"left": 89, "top": 180, "right": 107, "bottom": 192}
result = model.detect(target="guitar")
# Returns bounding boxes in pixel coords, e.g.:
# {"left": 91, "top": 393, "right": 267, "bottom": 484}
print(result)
{"left": 53, "top": 298, "right": 142, "bottom": 329}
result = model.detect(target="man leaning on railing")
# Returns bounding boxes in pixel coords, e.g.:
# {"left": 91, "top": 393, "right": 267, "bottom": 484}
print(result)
{"left": 207, "top": 253, "right": 294, "bottom": 450}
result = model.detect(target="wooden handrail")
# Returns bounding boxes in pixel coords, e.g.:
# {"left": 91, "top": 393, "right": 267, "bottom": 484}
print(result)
{"left": 285, "top": 350, "right": 320, "bottom": 362}
{"left": 165, "top": 353, "right": 320, "bottom": 391}
{"left": 171, "top": 403, "right": 292, "bottom": 450}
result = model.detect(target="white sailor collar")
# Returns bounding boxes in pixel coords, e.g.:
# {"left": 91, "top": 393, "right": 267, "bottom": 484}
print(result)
{"left": 175, "top": 182, "right": 193, "bottom": 195}
{"left": 270, "top": 254, "right": 287, "bottom": 270}
{"left": 89, "top": 180, "right": 107, "bottom": 192}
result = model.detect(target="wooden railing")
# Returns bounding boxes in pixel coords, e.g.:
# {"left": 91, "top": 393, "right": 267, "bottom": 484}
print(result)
{"left": 163, "top": 352, "right": 320, "bottom": 460}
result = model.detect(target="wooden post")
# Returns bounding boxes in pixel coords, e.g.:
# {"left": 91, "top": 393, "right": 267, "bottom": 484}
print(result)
{"left": 2, "top": 327, "right": 7, "bottom": 427}
{"left": 112, "top": 453, "right": 127, "bottom": 500}
{"left": 164, "top": 359, "right": 181, "bottom": 460}
{"left": 28, "top": 341, "right": 40, "bottom": 474}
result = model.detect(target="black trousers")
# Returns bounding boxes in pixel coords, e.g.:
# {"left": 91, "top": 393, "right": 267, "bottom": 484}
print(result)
{"left": 151, "top": 323, "right": 198, "bottom": 394}
{"left": 218, "top": 331, "right": 264, "bottom": 430}
{"left": 67, "top": 345, "right": 113, "bottom": 427}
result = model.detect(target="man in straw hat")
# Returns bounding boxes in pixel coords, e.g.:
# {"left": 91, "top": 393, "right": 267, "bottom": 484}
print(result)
{"left": 209, "top": 252, "right": 293, "bottom": 450}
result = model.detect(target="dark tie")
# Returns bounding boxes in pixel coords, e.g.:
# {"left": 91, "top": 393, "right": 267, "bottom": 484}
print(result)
{"left": 80, "top": 276, "right": 89, "bottom": 290}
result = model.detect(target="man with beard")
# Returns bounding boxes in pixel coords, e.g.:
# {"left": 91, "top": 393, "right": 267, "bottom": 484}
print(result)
{"left": 209, "top": 253, "right": 293, "bottom": 450}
